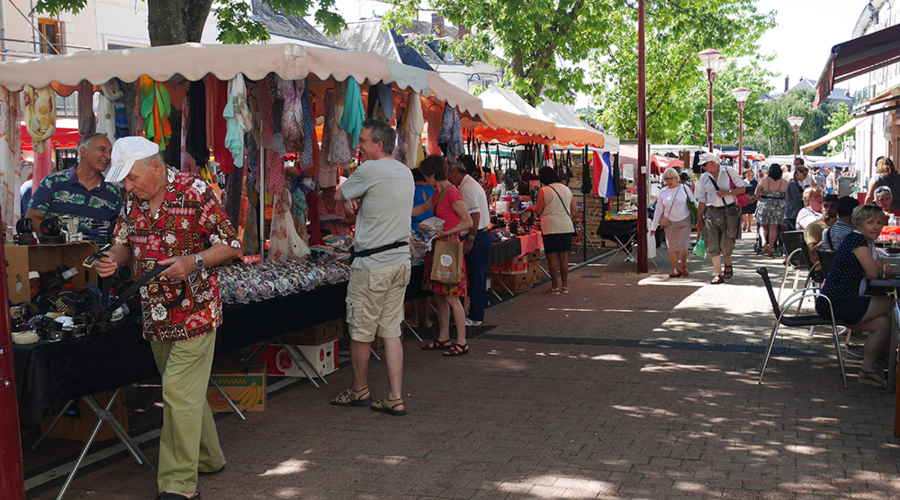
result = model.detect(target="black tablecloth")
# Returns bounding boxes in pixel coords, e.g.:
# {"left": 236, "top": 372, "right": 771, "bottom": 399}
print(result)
{"left": 489, "top": 238, "right": 521, "bottom": 267}
{"left": 13, "top": 264, "right": 432, "bottom": 425}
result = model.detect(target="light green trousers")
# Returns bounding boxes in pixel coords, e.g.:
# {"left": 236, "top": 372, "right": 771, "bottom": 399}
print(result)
{"left": 151, "top": 330, "right": 226, "bottom": 494}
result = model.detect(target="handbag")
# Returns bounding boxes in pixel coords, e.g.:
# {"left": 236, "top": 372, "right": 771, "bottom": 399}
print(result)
{"left": 658, "top": 188, "right": 679, "bottom": 228}
{"left": 548, "top": 185, "right": 577, "bottom": 236}
{"left": 430, "top": 239, "right": 464, "bottom": 284}
{"left": 725, "top": 205, "right": 742, "bottom": 239}
{"left": 724, "top": 168, "right": 750, "bottom": 208}
{"left": 684, "top": 185, "right": 699, "bottom": 227}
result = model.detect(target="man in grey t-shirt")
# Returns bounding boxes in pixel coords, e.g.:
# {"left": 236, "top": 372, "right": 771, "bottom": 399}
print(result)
{"left": 331, "top": 119, "right": 414, "bottom": 416}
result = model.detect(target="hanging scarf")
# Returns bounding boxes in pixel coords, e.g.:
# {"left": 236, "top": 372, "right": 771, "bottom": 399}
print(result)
{"left": 267, "top": 149, "right": 285, "bottom": 197}
{"left": 224, "top": 75, "right": 251, "bottom": 168}
{"left": 23, "top": 85, "right": 56, "bottom": 154}
{"left": 436, "top": 103, "right": 463, "bottom": 159}
{"left": 406, "top": 96, "right": 424, "bottom": 168}
{"left": 300, "top": 80, "right": 314, "bottom": 164}
{"left": 393, "top": 101, "right": 408, "bottom": 166}
{"left": 140, "top": 75, "right": 171, "bottom": 151}
{"left": 338, "top": 76, "right": 365, "bottom": 149}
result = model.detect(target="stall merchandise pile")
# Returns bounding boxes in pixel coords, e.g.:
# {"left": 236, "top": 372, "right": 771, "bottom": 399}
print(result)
{"left": 218, "top": 259, "right": 351, "bottom": 305}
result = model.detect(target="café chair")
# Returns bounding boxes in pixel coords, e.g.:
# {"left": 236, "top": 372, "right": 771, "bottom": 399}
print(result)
{"left": 757, "top": 267, "right": 848, "bottom": 388}
{"left": 779, "top": 230, "right": 822, "bottom": 304}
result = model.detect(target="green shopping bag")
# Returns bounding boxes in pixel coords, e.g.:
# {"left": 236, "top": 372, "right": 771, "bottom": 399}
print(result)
{"left": 692, "top": 235, "right": 707, "bottom": 258}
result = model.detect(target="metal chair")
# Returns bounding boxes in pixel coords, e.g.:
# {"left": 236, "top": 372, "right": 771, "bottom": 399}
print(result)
{"left": 816, "top": 249, "right": 854, "bottom": 346}
{"left": 756, "top": 267, "right": 848, "bottom": 388}
{"left": 778, "top": 230, "right": 822, "bottom": 303}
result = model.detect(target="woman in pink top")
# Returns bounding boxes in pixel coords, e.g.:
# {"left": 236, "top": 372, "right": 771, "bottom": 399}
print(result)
{"left": 412, "top": 155, "right": 473, "bottom": 356}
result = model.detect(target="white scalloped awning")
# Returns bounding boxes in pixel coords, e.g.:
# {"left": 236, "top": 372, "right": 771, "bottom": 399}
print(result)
{"left": 0, "top": 43, "right": 483, "bottom": 121}
{"left": 470, "top": 87, "right": 556, "bottom": 141}
{"left": 536, "top": 100, "right": 605, "bottom": 148}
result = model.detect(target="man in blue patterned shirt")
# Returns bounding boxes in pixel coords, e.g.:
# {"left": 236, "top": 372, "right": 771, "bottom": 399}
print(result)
{"left": 27, "top": 133, "right": 122, "bottom": 233}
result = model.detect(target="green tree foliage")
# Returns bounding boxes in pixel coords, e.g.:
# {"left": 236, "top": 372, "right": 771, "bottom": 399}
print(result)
{"left": 383, "top": 0, "right": 606, "bottom": 106}
{"left": 589, "top": 0, "right": 776, "bottom": 143}
{"left": 744, "top": 89, "right": 849, "bottom": 157}
{"left": 824, "top": 103, "right": 853, "bottom": 156}
{"left": 669, "top": 60, "right": 776, "bottom": 147}
{"left": 32, "top": 0, "right": 346, "bottom": 46}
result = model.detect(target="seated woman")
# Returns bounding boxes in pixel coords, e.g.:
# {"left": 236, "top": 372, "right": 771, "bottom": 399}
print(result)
{"left": 796, "top": 187, "right": 823, "bottom": 229}
{"left": 815, "top": 204, "right": 894, "bottom": 387}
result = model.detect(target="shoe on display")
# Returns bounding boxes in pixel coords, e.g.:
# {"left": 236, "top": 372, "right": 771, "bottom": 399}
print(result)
{"left": 465, "top": 318, "right": 482, "bottom": 327}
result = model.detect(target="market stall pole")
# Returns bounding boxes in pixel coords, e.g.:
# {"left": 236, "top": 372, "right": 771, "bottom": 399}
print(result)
{"left": 732, "top": 88, "right": 751, "bottom": 170}
{"left": 698, "top": 49, "right": 724, "bottom": 152}
{"left": 0, "top": 234, "right": 26, "bottom": 500}
{"left": 788, "top": 116, "right": 805, "bottom": 160}
{"left": 637, "top": 0, "right": 648, "bottom": 273}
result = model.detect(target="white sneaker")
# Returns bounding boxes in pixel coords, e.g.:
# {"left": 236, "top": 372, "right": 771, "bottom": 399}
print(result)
{"left": 465, "top": 318, "right": 483, "bottom": 327}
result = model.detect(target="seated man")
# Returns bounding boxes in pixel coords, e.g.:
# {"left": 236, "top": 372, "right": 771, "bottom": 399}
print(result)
{"left": 803, "top": 194, "right": 838, "bottom": 267}
{"left": 26, "top": 133, "right": 122, "bottom": 234}
{"left": 821, "top": 196, "right": 859, "bottom": 252}
{"left": 873, "top": 186, "right": 900, "bottom": 218}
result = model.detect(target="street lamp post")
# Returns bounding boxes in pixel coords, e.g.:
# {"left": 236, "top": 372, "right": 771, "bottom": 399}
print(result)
{"left": 731, "top": 87, "right": 751, "bottom": 170}
{"left": 788, "top": 116, "right": 804, "bottom": 160}
{"left": 698, "top": 49, "right": 724, "bottom": 152}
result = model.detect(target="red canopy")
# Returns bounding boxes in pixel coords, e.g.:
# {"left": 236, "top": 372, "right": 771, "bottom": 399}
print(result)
{"left": 20, "top": 122, "right": 81, "bottom": 152}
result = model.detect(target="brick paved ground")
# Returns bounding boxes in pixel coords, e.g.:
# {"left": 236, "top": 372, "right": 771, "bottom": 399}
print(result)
{"left": 32, "top": 233, "right": 900, "bottom": 499}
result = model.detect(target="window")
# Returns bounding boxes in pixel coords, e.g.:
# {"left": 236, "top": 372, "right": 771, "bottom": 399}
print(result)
{"left": 38, "top": 18, "right": 61, "bottom": 54}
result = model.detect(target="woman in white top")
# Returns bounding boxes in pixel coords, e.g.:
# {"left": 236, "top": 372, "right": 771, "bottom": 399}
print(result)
{"left": 527, "top": 167, "right": 577, "bottom": 294}
{"left": 651, "top": 168, "right": 698, "bottom": 277}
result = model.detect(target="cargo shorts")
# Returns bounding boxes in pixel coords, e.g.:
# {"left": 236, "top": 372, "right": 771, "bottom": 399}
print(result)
{"left": 703, "top": 206, "right": 735, "bottom": 258}
{"left": 346, "top": 259, "right": 411, "bottom": 343}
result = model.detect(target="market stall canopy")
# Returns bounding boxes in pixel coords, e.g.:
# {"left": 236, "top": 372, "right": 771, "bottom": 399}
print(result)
{"left": 800, "top": 116, "right": 865, "bottom": 153}
{"left": 618, "top": 144, "right": 684, "bottom": 175}
{"left": 462, "top": 87, "right": 556, "bottom": 144}
{"left": 536, "top": 100, "right": 605, "bottom": 148}
{"left": 814, "top": 23, "right": 900, "bottom": 108}
{"left": 812, "top": 151, "right": 850, "bottom": 168}
{"left": 0, "top": 43, "right": 483, "bottom": 121}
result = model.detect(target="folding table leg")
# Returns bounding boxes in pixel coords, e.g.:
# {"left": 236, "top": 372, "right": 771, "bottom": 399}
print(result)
{"left": 489, "top": 289, "right": 504, "bottom": 303}
{"left": 540, "top": 266, "right": 552, "bottom": 279}
{"left": 282, "top": 338, "right": 329, "bottom": 385}
{"left": 209, "top": 377, "right": 245, "bottom": 421}
{"left": 403, "top": 320, "right": 423, "bottom": 342}
{"left": 369, "top": 348, "right": 382, "bottom": 361}
{"left": 31, "top": 399, "right": 76, "bottom": 450}
{"left": 274, "top": 338, "right": 319, "bottom": 388}
{"left": 56, "top": 389, "right": 153, "bottom": 500}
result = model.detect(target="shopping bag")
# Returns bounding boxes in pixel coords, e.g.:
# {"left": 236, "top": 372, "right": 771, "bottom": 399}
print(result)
{"left": 430, "top": 239, "right": 464, "bottom": 284}
{"left": 693, "top": 236, "right": 707, "bottom": 258}
{"left": 725, "top": 205, "right": 742, "bottom": 239}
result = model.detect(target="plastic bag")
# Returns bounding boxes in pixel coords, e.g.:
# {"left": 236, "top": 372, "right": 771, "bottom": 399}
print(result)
{"left": 693, "top": 235, "right": 706, "bottom": 258}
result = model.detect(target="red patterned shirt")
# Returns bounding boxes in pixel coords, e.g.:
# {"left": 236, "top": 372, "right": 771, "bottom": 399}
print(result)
{"left": 113, "top": 167, "right": 241, "bottom": 342}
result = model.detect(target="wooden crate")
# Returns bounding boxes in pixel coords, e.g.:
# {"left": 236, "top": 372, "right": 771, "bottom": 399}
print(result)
{"left": 491, "top": 272, "right": 532, "bottom": 293}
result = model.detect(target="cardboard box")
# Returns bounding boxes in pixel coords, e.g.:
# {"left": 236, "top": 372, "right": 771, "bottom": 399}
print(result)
{"left": 207, "top": 362, "right": 267, "bottom": 413}
{"left": 286, "top": 319, "right": 344, "bottom": 345}
{"left": 527, "top": 262, "right": 541, "bottom": 284}
{"left": 491, "top": 273, "right": 532, "bottom": 293}
{"left": 5, "top": 241, "right": 99, "bottom": 304}
{"left": 40, "top": 391, "right": 128, "bottom": 443}
{"left": 253, "top": 342, "right": 339, "bottom": 378}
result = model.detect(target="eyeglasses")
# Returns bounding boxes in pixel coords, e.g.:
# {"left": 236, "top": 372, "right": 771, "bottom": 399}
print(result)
{"left": 663, "top": 177, "right": 676, "bottom": 181}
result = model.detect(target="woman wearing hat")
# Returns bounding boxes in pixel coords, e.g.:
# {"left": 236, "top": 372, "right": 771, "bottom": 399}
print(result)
{"left": 696, "top": 153, "right": 746, "bottom": 284}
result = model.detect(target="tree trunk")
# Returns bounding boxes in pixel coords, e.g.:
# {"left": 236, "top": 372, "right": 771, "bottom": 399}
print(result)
{"left": 147, "top": 0, "right": 212, "bottom": 46}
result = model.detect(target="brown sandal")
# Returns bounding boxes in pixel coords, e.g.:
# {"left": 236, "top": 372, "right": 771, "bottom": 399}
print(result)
{"left": 422, "top": 338, "right": 452, "bottom": 350}
{"left": 370, "top": 397, "right": 407, "bottom": 416}
{"left": 444, "top": 343, "right": 469, "bottom": 356}
{"left": 668, "top": 270, "right": 682, "bottom": 278}
{"left": 681, "top": 266, "right": 689, "bottom": 276}
{"left": 330, "top": 386, "right": 370, "bottom": 407}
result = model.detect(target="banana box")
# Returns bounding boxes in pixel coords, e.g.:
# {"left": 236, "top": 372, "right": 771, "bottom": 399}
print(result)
{"left": 207, "top": 362, "right": 267, "bottom": 413}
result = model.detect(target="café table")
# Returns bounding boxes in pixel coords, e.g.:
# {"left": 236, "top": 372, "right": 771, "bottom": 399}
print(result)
{"left": 864, "top": 275, "right": 900, "bottom": 436}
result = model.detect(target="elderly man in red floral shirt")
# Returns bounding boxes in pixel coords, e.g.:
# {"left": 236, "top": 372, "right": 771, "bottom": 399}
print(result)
{"left": 96, "top": 137, "right": 242, "bottom": 500}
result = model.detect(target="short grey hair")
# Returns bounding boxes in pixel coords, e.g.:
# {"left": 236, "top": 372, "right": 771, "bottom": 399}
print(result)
{"left": 448, "top": 162, "right": 467, "bottom": 173}
{"left": 874, "top": 186, "right": 893, "bottom": 199}
{"left": 77, "top": 133, "right": 109, "bottom": 161}
{"left": 361, "top": 118, "right": 396, "bottom": 155}
{"left": 661, "top": 167, "right": 678, "bottom": 180}
{"left": 136, "top": 152, "right": 166, "bottom": 171}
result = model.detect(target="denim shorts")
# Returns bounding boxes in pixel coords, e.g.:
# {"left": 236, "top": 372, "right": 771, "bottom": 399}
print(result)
{"left": 815, "top": 296, "right": 870, "bottom": 326}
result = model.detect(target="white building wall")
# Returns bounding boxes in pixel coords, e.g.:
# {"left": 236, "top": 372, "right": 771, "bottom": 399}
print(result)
{"left": 849, "top": 1, "right": 900, "bottom": 184}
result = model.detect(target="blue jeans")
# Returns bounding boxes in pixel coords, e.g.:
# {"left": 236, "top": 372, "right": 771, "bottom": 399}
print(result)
{"left": 464, "top": 231, "right": 492, "bottom": 322}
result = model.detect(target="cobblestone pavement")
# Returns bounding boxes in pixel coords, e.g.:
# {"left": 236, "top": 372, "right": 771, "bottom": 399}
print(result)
{"left": 34, "top": 233, "right": 900, "bottom": 499}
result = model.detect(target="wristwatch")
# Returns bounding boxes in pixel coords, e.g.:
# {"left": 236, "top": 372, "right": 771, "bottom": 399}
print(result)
{"left": 465, "top": 234, "right": 475, "bottom": 241}
{"left": 193, "top": 253, "right": 205, "bottom": 269}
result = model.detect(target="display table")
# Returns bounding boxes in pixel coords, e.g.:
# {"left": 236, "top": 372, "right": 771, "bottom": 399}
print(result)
{"left": 863, "top": 277, "right": 900, "bottom": 436}
{"left": 13, "top": 264, "right": 431, "bottom": 426}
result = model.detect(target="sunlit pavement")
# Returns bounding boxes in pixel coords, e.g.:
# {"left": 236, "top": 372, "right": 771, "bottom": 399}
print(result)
{"left": 36, "top": 232, "right": 900, "bottom": 499}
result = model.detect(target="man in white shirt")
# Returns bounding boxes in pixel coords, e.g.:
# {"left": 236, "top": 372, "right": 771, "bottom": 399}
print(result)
{"left": 448, "top": 162, "right": 492, "bottom": 327}
{"left": 332, "top": 119, "right": 414, "bottom": 417}
{"left": 696, "top": 153, "right": 746, "bottom": 284}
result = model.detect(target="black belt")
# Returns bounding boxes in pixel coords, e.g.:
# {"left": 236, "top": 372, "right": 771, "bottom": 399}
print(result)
{"left": 350, "top": 240, "right": 408, "bottom": 263}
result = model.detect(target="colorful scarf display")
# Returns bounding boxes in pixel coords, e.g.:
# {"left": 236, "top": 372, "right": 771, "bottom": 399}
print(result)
{"left": 139, "top": 75, "right": 172, "bottom": 151}
{"left": 22, "top": 85, "right": 56, "bottom": 154}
